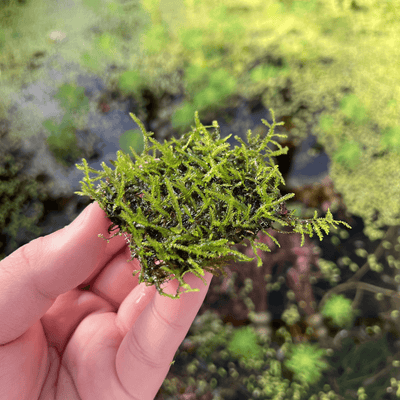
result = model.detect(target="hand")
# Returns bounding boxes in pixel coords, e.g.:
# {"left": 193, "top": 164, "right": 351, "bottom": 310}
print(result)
{"left": 0, "top": 202, "right": 213, "bottom": 400}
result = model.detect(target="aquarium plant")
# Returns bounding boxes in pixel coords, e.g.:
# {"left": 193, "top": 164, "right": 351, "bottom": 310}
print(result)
{"left": 284, "top": 342, "right": 330, "bottom": 386}
{"left": 227, "top": 325, "right": 264, "bottom": 362}
{"left": 75, "top": 109, "right": 351, "bottom": 298}
{"left": 320, "top": 293, "right": 359, "bottom": 329}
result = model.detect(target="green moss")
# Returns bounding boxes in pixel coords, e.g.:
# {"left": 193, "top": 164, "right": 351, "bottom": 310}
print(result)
{"left": 320, "top": 293, "right": 359, "bottom": 329}
{"left": 227, "top": 325, "right": 264, "bottom": 362}
{"left": 284, "top": 342, "right": 330, "bottom": 386}
{"left": 75, "top": 109, "right": 351, "bottom": 298}
{"left": 0, "top": 152, "right": 46, "bottom": 261}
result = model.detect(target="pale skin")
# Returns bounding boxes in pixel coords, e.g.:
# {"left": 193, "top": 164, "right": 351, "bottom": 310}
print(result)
{"left": 0, "top": 202, "right": 213, "bottom": 400}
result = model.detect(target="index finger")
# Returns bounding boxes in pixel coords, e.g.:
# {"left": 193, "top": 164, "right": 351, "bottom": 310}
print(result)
{"left": 115, "top": 271, "right": 213, "bottom": 400}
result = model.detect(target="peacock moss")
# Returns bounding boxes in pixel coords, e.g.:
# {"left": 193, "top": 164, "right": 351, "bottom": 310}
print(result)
{"left": 75, "top": 109, "right": 351, "bottom": 298}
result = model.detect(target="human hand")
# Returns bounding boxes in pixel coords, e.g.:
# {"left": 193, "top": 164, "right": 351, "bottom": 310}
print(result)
{"left": 0, "top": 202, "right": 213, "bottom": 400}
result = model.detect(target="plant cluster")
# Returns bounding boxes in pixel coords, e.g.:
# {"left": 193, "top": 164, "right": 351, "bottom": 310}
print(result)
{"left": 0, "top": 139, "right": 46, "bottom": 261}
{"left": 157, "top": 310, "right": 339, "bottom": 400}
{"left": 75, "top": 109, "right": 351, "bottom": 298}
{"left": 158, "top": 304, "right": 400, "bottom": 400}
{"left": 43, "top": 82, "right": 89, "bottom": 167}
{"left": 320, "top": 293, "right": 359, "bottom": 329}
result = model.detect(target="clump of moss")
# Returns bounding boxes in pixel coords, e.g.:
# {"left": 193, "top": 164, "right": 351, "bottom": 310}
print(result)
{"left": 75, "top": 109, "right": 351, "bottom": 298}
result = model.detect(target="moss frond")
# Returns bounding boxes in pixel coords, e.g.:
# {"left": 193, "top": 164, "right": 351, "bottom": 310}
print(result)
{"left": 75, "top": 109, "right": 351, "bottom": 298}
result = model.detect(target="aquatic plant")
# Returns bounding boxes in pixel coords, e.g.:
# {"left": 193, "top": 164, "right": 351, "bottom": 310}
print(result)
{"left": 0, "top": 149, "right": 46, "bottom": 261}
{"left": 43, "top": 115, "right": 83, "bottom": 167}
{"left": 75, "top": 109, "right": 351, "bottom": 298}
{"left": 43, "top": 82, "right": 90, "bottom": 166}
{"left": 227, "top": 325, "right": 264, "bottom": 362}
{"left": 320, "top": 293, "right": 358, "bottom": 329}
{"left": 284, "top": 342, "right": 330, "bottom": 386}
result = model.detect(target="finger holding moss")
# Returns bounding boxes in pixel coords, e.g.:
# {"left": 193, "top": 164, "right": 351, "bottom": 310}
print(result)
{"left": 75, "top": 109, "right": 351, "bottom": 299}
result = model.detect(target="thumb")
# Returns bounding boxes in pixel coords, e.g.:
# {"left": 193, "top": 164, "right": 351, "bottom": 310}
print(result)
{"left": 0, "top": 202, "right": 111, "bottom": 344}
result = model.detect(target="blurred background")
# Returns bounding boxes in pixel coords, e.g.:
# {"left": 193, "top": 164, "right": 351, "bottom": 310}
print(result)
{"left": 1, "top": 0, "right": 400, "bottom": 398}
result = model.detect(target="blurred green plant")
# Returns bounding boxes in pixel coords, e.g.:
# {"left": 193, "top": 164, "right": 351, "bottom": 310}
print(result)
{"left": 329, "top": 335, "right": 394, "bottom": 400}
{"left": 320, "top": 293, "right": 359, "bottom": 329}
{"left": 172, "top": 65, "right": 237, "bottom": 133}
{"left": 43, "top": 82, "right": 89, "bottom": 166}
{"left": 54, "top": 82, "right": 89, "bottom": 117}
{"left": 339, "top": 94, "right": 369, "bottom": 126}
{"left": 284, "top": 342, "right": 330, "bottom": 386}
{"left": 140, "top": 21, "right": 171, "bottom": 56}
{"left": 118, "top": 128, "right": 144, "bottom": 155}
{"left": 117, "top": 69, "right": 147, "bottom": 97}
{"left": 318, "top": 114, "right": 335, "bottom": 134}
{"left": 380, "top": 125, "right": 400, "bottom": 154}
{"left": 227, "top": 325, "right": 264, "bottom": 362}
{"left": 0, "top": 152, "right": 46, "bottom": 261}
{"left": 332, "top": 139, "right": 362, "bottom": 170}
{"left": 42, "top": 116, "right": 83, "bottom": 167}
{"left": 250, "top": 62, "right": 290, "bottom": 83}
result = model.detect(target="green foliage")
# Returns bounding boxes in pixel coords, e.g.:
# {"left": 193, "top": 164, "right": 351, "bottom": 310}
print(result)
{"left": 320, "top": 293, "right": 359, "bottom": 329}
{"left": 42, "top": 82, "right": 89, "bottom": 166}
{"left": 171, "top": 101, "right": 198, "bottom": 132}
{"left": 332, "top": 139, "right": 362, "bottom": 171}
{"left": 172, "top": 65, "right": 238, "bottom": 133}
{"left": 140, "top": 21, "right": 171, "bottom": 56}
{"left": 75, "top": 109, "right": 351, "bottom": 298}
{"left": 339, "top": 94, "right": 369, "bottom": 126}
{"left": 81, "top": 0, "right": 102, "bottom": 13}
{"left": 281, "top": 303, "right": 301, "bottom": 326}
{"left": 284, "top": 342, "right": 330, "bottom": 385}
{"left": 192, "top": 67, "right": 237, "bottom": 109}
{"left": 117, "top": 69, "right": 146, "bottom": 96}
{"left": 176, "top": 26, "right": 205, "bottom": 52}
{"left": 43, "top": 115, "right": 83, "bottom": 167}
{"left": 329, "top": 335, "right": 393, "bottom": 400}
{"left": 380, "top": 125, "right": 400, "bottom": 154}
{"left": 250, "top": 62, "right": 290, "bottom": 83}
{"left": 227, "top": 325, "right": 264, "bottom": 362}
{"left": 162, "top": 311, "right": 341, "bottom": 399}
{"left": 54, "top": 83, "right": 89, "bottom": 117}
{"left": 0, "top": 152, "right": 46, "bottom": 261}
{"left": 118, "top": 128, "right": 144, "bottom": 155}
{"left": 94, "top": 32, "right": 118, "bottom": 59}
